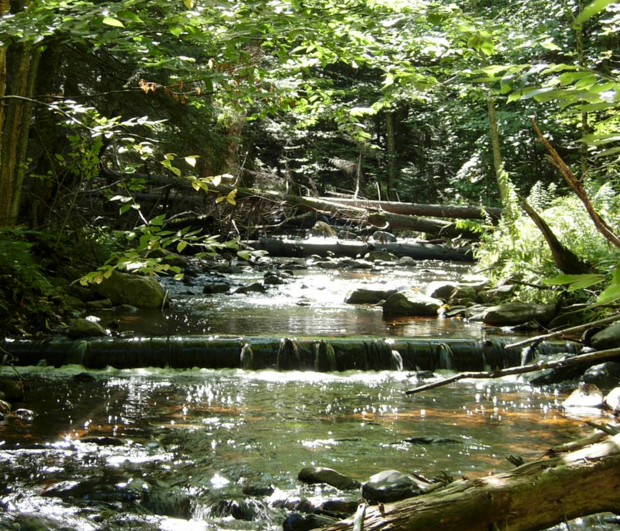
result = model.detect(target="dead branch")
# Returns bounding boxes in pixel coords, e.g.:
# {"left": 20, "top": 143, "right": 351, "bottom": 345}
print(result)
{"left": 405, "top": 346, "right": 620, "bottom": 395}
{"left": 505, "top": 313, "right": 620, "bottom": 350}
{"left": 530, "top": 117, "right": 620, "bottom": 250}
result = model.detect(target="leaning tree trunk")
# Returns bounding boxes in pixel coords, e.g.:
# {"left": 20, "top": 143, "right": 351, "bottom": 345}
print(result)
{"left": 519, "top": 196, "right": 590, "bottom": 274}
{"left": 318, "top": 433, "right": 620, "bottom": 531}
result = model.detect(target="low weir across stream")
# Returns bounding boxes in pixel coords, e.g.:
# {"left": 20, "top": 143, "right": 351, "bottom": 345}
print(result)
{"left": 0, "top": 256, "right": 616, "bottom": 531}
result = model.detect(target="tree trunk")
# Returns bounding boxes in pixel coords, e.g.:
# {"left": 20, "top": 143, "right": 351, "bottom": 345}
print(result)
{"left": 247, "top": 237, "right": 473, "bottom": 261}
{"left": 0, "top": 0, "right": 40, "bottom": 227}
{"left": 519, "top": 196, "right": 590, "bottom": 274}
{"left": 318, "top": 197, "right": 502, "bottom": 220}
{"left": 318, "top": 433, "right": 620, "bottom": 531}
{"left": 385, "top": 110, "right": 397, "bottom": 200}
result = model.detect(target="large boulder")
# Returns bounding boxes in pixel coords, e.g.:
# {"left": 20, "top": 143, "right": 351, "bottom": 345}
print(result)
{"left": 93, "top": 271, "right": 167, "bottom": 309}
{"left": 298, "top": 466, "right": 361, "bottom": 490}
{"left": 477, "top": 301, "right": 557, "bottom": 327}
{"left": 382, "top": 290, "right": 442, "bottom": 317}
{"left": 362, "top": 470, "right": 429, "bottom": 504}
{"left": 590, "top": 322, "right": 620, "bottom": 350}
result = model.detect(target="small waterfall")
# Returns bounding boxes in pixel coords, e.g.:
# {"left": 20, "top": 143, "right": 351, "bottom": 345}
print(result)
{"left": 437, "top": 343, "right": 454, "bottom": 370}
{"left": 313, "top": 341, "right": 338, "bottom": 372}
{"left": 390, "top": 350, "right": 404, "bottom": 371}
{"left": 277, "top": 338, "right": 301, "bottom": 371}
{"left": 240, "top": 343, "right": 254, "bottom": 370}
{"left": 363, "top": 339, "right": 394, "bottom": 370}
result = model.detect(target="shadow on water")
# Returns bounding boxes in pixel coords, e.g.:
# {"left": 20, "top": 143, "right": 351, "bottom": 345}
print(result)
{"left": 0, "top": 259, "right": 613, "bottom": 530}
{"left": 0, "top": 367, "right": 613, "bottom": 530}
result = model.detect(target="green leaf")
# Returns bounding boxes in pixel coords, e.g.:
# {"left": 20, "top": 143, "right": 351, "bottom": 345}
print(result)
{"left": 169, "top": 26, "right": 183, "bottom": 37}
{"left": 597, "top": 284, "right": 620, "bottom": 305}
{"left": 150, "top": 214, "right": 166, "bottom": 226}
{"left": 117, "top": 11, "right": 143, "bottom": 23}
{"left": 183, "top": 0, "right": 195, "bottom": 8}
{"left": 542, "top": 273, "right": 605, "bottom": 291}
{"left": 102, "top": 17, "right": 125, "bottom": 28}
{"left": 575, "top": 0, "right": 620, "bottom": 25}
{"left": 177, "top": 241, "right": 187, "bottom": 253}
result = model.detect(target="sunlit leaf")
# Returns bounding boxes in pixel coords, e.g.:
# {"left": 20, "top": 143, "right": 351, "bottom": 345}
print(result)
{"left": 226, "top": 189, "right": 237, "bottom": 205}
{"left": 542, "top": 273, "right": 605, "bottom": 291}
{"left": 597, "top": 284, "right": 620, "bottom": 304}
{"left": 183, "top": 0, "right": 195, "bottom": 8}
{"left": 177, "top": 241, "right": 187, "bottom": 253}
{"left": 575, "top": 0, "right": 620, "bottom": 25}
{"left": 212, "top": 175, "right": 222, "bottom": 186}
{"left": 102, "top": 17, "right": 124, "bottom": 28}
{"left": 185, "top": 156, "right": 198, "bottom": 167}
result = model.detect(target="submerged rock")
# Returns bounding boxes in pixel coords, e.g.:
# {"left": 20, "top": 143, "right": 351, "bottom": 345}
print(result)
{"left": 283, "top": 512, "right": 338, "bottom": 531}
{"left": 362, "top": 470, "right": 429, "bottom": 504}
{"left": 67, "top": 317, "right": 107, "bottom": 338}
{"left": 476, "top": 302, "right": 557, "bottom": 327}
{"left": 234, "top": 282, "right": 268, "bottom": 294}
{"left": 298, "top": 466, "right": 361, "bottom": 490}
{"left": 203, "top": 282, "right": 231, "bottom": 294}
{"left": 382, "top": 290, "right": 442, "bottom": 317}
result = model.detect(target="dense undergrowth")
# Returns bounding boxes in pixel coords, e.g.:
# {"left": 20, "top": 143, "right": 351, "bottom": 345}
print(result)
{"left": 2, "top": 178, "right": 619, "bottom": 337}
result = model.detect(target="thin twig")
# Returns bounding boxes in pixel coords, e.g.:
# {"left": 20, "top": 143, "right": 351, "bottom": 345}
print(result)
{"left": 505, "top": 313, "right": 620, "bottom": 350}
{"left": 405, "top": 346, "right": 620, "bottom": 395}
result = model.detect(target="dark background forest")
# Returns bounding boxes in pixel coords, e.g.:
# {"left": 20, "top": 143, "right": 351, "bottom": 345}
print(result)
{"left": 1, "top": 0, "right": 619, "bottom": 334}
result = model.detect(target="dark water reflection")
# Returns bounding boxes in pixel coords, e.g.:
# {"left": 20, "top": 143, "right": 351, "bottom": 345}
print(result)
{"left": 0, "top": 367, "right": 613, "bottom": 530}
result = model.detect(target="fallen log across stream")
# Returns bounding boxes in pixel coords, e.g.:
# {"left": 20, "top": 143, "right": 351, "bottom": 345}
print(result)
{"left": 317, "top": 432, "right": 620, "bottom": 531}
{"left": 245, "top": 237, "right": 474, "bottom": 261}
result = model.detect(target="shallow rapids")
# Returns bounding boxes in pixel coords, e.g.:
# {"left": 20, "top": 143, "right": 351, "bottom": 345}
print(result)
{"left": 0, "top": 366, "right": 611, "bottom": 530}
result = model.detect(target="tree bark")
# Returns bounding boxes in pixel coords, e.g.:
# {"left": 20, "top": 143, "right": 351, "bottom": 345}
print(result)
{"left": 318, "top": 433, "right": 620, "bottom": 531}
{"left": 318, "top": 197, "right": 502, "bottom": 220}
{"left": 519, "top": 196, "right": 590, "bottom": 274}
{"left": 385, "top": 110, "right": 397, "bottom": 200}
{"left": 0, "top": 0, "right": 40, "bottom": 227}
{"left": 530, "top": 118, "right": 620, "bottom": 250}
{"left": 247, "top": 237, "right": 473, "bottom": 261}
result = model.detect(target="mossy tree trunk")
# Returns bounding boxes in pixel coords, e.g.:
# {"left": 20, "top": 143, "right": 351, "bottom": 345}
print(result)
{"left": 0, "top": 0, "right": 41, "bottom": 227}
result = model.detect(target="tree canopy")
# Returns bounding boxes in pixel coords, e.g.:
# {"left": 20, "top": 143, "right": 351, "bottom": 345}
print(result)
{"left": 0, "top": 0, "right": 619, "bottom": 332}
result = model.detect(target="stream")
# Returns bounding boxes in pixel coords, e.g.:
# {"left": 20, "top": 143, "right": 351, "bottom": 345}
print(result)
{"left": 0, "top": 257, "right": 617, "bottom": 530}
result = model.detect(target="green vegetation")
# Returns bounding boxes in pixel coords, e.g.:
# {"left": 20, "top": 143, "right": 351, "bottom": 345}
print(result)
{"left": 0, "top": 0, "right": 619, "bottom": 334}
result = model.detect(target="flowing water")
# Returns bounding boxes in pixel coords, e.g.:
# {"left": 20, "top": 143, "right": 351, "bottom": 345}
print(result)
{"left": 0, "top": 366, "right": 613, "bottom": 530}
{"left": 88, "top": 258, "right": 484, "bottom": 338}
{"left": 1, "top": 257, "right": 616, "bottom": 530}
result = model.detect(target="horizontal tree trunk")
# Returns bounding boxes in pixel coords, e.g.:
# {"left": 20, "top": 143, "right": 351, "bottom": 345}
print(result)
{"left": 247, "top": 238, "right": 473, "bottom": 261}
{"left": 101, "top": 169, "right": 486, "bottom": 239}
{"left": 320, "top": 196, "right": 502, "bottom": 220}
{"left": 318, "top": 433, "right": 620, "bottom": 531}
